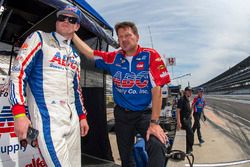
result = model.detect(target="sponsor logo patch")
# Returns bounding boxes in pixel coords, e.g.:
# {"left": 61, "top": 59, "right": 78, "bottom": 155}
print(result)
{"left": 136, "top": 62, "right": 144, "bottom": 70}
{"left": 155, "top": 57, "right": 162, "bottom": 62}
{"left": 158, "top": 65, "right": 166, "bottom": 70}
{"left": 160, "top": 71, "right": 168, "bottom": 78}
{"left": 113, "top": 71, "right": 149, "bottom": 89}
{"left": 49, "top": 52, "right": 78, "bottom": 70}
{"left": 49, "top": 38, "right": 58, "bottom": 48}
{"left": 142, "top": 55, "right": 147, "bottom": 60}
{"left": 121, "top": 59, "right": 126, "bottom": 64}
{"left": 20, "top": 43, "right": 28, "bottom": 50}
{"left": 25, "top": 157, "right": 47, "bottom": 167}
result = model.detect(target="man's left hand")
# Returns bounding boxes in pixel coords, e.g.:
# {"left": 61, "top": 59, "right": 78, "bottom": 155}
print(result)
{"left": 80, "top": 119, "right": 89, "bottom": 137}
{"left": 146, "top": 124, "right": 168, "bottom": 144}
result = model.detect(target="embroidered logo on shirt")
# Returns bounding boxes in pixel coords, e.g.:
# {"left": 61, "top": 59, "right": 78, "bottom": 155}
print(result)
{"left": 155, "top": 57, "right": 162, "bottom": 62}
{"left": 142, "top": 55, "right": 147, "bottom": 60}
{"left": 121, "top": 59, "right": 126, "bottom": 64}
{"left": 157, "top": 65, "right": 166, "bottom": 70}
{"left": 20, "top": 43, "right": 28, "bottom": 50}
{"left": 49, "top": 52, "right": 78, "bottom": 70}
{"left": 49, "top": 39, "right": 58, "bottom": 48}
{"left": 136, "top": 62, "right": 144, "bottom": 70}
{"left": 160, "top": 71, "right": 168, "bottom": 78}
{"left": 113, "top": 71, "right": 148, "bottom": 89}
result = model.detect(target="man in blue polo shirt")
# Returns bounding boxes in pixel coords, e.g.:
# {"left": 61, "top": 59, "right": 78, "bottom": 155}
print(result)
{"left": 73, "top": 21, "right": 171, "bottom": 167}
{"left": 192, "top": 87, "right": 206, "bottom": 145}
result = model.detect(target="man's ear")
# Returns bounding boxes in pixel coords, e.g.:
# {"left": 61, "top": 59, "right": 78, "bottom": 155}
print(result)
{"left": 75, "top": 24, "right": 80, "bottom": 32}
{"left": 136, "top": 34, "right": 139, "bottom": 43}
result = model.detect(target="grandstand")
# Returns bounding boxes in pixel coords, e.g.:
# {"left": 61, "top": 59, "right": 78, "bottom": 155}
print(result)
{"left": 196, "top": 56, "right": 250, "bottom": 94}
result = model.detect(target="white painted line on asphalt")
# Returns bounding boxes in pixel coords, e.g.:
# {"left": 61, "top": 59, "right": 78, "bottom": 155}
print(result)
{"left": 215, "top": 106, "right": 250, "bottom": 125}
{"left": 185, "top": 159, "right": 250, "bottom": 166}
{"left": 206, "top": 102, "right": 250, "bottom": 128}
{"left": 206, "top": 96, "right": 250, "bottom": 105}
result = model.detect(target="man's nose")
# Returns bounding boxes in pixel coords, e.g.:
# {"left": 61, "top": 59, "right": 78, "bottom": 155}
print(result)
{"left": 119, "top": 36, "right": 126, "bottom": 41}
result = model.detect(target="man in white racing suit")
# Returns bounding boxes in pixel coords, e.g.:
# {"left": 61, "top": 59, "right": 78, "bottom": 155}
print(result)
{"left": 9, "top": 5, "right": 89, "bottom": 167}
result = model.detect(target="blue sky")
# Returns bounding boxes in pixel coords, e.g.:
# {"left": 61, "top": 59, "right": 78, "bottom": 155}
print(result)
{"left": 86, "top": 0, "right": 250, "bottom": 87}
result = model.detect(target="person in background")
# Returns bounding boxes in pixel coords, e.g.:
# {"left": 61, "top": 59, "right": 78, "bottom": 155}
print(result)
{"left": 9, "top": 5, "right": 89, "bottom": 167}
{"left": 192, "top": 87, "right": 206, "bottom": 145}
{"left": 72, "top": 21, "right": 171, "bottom": 167}
{"left": 177, "top": 86, "right": 194, "bottom": 154}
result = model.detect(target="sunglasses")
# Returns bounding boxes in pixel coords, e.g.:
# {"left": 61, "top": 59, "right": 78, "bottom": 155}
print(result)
{"left": 57, "top": 15, "right": 79, "bottom": 24}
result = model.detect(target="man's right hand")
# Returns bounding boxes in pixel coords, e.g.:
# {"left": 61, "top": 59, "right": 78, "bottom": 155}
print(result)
{"left": 14, "top": 116, "right": 31, "bottom": 140}
{"left": 177, "top": 121, "right": 182, "bottom": 130}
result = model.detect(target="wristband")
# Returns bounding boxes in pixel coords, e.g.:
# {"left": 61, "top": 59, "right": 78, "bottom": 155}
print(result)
{"left": 150, "top": 119, "right": 160, "bottom": 125}
{"left": 14, "top": 113, "right": 26, "bottom": 119}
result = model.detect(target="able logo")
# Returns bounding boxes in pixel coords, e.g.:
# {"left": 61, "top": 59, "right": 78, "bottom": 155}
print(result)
{"left": 25, "top": 157, "right": 47, "bottom": 167}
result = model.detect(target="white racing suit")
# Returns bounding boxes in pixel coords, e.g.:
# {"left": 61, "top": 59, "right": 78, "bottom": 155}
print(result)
{"left": 9, "top": 31, "right": 86, "bottom": 167}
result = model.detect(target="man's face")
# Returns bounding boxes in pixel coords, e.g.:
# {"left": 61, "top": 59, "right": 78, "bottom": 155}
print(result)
{"left": 56, "top": 14, "right": 80, "bottom": 38}
{"left": 186, "top": 90, "right": 192, "bottom": 97}
{"left": 198, "top": 91, "right": 203, "bottom": 97}
{"left": 117, "top": 27, "right": 139, "bottom": 52}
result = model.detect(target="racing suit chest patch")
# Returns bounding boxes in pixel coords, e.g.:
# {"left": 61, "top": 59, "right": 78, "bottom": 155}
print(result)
{"left": 41, "top": 36, "right": 80, "bottom": 72}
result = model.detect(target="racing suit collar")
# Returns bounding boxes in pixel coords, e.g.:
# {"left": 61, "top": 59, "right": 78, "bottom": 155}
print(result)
{"left": 53, "top": 32, "right": 71, "bottom": 47}
{"left": 121, "top": 45, "right": 142, "bottom": 57}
